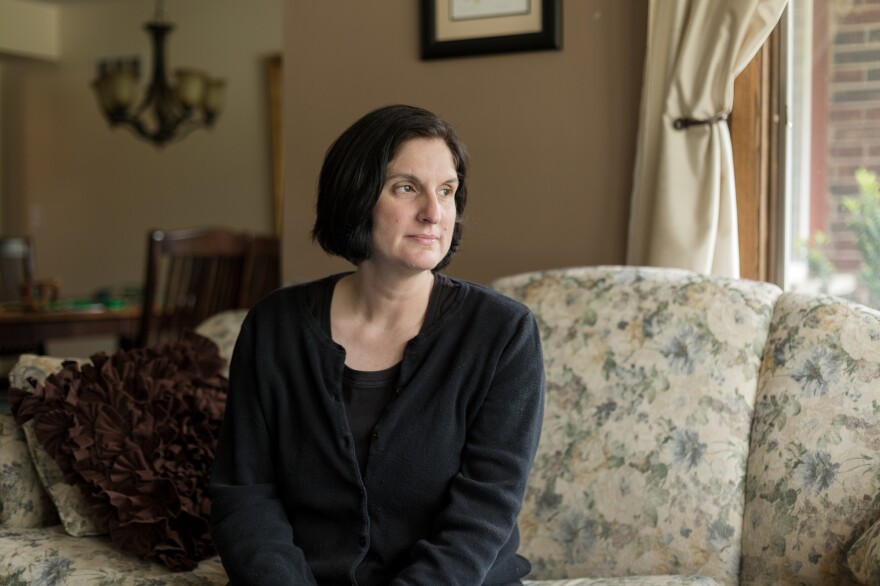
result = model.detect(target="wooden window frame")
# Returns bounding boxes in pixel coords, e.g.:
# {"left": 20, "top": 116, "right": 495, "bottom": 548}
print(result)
{"left": 731, "top": 23, "right": 784, "bottom": 283}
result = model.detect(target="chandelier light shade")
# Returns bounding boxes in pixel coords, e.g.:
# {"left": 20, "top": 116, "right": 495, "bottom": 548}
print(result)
{"left": 92, "top": 0, "right": 226, "bottom": 147}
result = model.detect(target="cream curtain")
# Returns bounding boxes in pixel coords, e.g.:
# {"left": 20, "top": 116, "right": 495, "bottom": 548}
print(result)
{"left": 626, "top": 0, "right": 788, "bottom": 277}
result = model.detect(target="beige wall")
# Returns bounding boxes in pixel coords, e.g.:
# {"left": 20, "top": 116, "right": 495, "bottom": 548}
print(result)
{"left": 0, "top": 0, "right": 59, "bottom": 60}
{"left": 0, "top": 0, "right": 647, "bottom": 295}
{"left": 0, "top": 0, "right": 281, "bottom": 298}
{"left": 0, "top": 0, "right": 58, "bottom": 230}
{"left": 282, "top": 0, "right": 647, "bottom": 285}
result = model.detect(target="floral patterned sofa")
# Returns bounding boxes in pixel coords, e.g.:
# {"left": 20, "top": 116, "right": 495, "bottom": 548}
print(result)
{"left": 0, "top": 266, "right": 879, "bottom": 585}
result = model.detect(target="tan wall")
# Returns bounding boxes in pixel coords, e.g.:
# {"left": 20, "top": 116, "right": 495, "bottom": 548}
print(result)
{"left": 0, "top": 0, "right": 281, "bottom": 298}
{"left": 0, "top": 0, "right": 59, "bottom": 60}
{"left": 0, "top": 0, "right": 59, "bottom": 231}
{"left": 282, "top": 0, "right": 647, "bottom": 285}
{"left": 0, "top": 0, "right": 646, "bottom": 295}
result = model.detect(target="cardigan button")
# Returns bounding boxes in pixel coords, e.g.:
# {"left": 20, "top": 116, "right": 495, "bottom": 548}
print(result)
{"left": 359, "top": 537, "right": 367, "bottom": 547}
{"left": 372, "top": 431, "right": 379, "bottom": 440}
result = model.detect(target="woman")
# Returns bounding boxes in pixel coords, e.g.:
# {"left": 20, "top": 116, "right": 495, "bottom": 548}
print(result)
{"left": 209, "top": 104, "right": 544, "bottom": 585}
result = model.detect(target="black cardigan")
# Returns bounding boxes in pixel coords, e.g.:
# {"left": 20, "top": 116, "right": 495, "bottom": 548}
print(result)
{"left": 209, "top": 274, "right": 545, "bottom": 585}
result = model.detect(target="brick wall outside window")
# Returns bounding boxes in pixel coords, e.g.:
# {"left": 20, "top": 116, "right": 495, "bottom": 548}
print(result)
{"left": 822, "top": 0, "right": 880, "bottom": 274}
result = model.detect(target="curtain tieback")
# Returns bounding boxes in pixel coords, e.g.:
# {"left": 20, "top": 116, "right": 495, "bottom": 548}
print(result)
{"left": 673, "top": 113, "right": 729, "bottom": 130}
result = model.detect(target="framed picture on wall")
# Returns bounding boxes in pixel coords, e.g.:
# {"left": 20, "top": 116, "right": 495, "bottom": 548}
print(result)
{"left": 421, "top": 0, "right": 561, "bottom": 59}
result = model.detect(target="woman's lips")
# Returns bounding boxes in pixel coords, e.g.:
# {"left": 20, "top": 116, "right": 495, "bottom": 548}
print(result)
{"left": 408, "top": 234, "right": 439, "bottom": 244}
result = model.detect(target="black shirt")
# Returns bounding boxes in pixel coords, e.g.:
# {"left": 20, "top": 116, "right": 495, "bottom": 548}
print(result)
{"left": 210, "top": 273, "right": 544, "bottom": 585}
{"left": 314, "top": 273, "right": 459, "bottom": 477}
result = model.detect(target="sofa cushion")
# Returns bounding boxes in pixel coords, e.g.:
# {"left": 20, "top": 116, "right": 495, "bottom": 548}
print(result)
{"left": 0, "top": 412, "right": 57, "bottom": 528}
{"left": 524, "top": 578, "right": 722, "bottom": 586}
{"left": 742, "top": 293, "right": 880, "bottom": 584}
{"left": 493, "top": 267, "right": 781, "bottom": 584}
{"left": 846, "top": 517, "right": 880, "bottom": 585}
{"left": 194, "top": 308, "right": 247, "bottom": 376}
{"left": 0, "top": 525, "right": 226, "bottom": 585}
{"left": 10, "top": 333, "right": 228, "bottom": 571}
{"left": 7, "top": 354, "right": 101, "bottom": 537}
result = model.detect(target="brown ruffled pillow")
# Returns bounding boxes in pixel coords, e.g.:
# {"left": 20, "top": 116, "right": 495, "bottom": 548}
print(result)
{"left": 10, "top": 332, "right": 227, "bottom": 571}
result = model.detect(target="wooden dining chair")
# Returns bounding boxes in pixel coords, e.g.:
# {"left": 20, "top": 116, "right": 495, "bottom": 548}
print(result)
{"left": 136, "top": 228, "right": 249, "bottom": 348}
{"left": 239, "top": 233, "right": 281, "bottom": 308}
{"left": 0, "top": 236, "right": 42, "bottom": 391}
{"left": 0, "top": 236, "right": 35, "bottom": 304}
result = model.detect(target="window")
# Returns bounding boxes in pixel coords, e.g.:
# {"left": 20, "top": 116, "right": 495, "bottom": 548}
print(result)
{"left": 784, "top": 0, "right": 880, "bottom": 308}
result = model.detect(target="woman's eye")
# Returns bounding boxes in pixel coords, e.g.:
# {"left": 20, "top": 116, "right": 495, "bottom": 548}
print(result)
{"left": 395, "top": 184, "right": 415, "bottom": 193}
{"left": 439, "top": 187, "right": 454, "bottom": 197}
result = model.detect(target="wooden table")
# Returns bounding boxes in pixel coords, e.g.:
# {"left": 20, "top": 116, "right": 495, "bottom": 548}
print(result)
{"left": 0, "top": 306, "right": 141, "bottom": 348}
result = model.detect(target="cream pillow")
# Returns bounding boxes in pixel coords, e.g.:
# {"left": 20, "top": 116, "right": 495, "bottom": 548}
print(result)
{"left": 0, "top": 412, "right": 57, "bottom": 527}
{"left": 8, "top": 354, "right": 104, "bottom": 537}
{"left": 194, "top": 308, "right": 247, "bottom": 376}
{"left": 19, "top": 421, "right": 105, "bottom": 536}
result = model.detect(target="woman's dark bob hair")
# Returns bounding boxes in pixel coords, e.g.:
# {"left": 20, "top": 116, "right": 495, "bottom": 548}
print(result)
{"left": 311, "top": 104, "right": 468, "bottom": 271}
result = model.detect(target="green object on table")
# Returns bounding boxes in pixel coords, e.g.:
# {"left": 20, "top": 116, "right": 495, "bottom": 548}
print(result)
{"left": 103, "top": 298, "right": 128, "bottom": 310}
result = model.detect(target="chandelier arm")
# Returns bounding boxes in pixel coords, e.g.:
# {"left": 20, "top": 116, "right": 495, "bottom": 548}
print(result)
{"left": 137, "top": 85, "right": 182, "bottom": 142}
{"left": 162, "top": 118, "right": 209, "bottom": 146}
{"left": 111, "top": 114, "right": 157, "bottom": 143}
{"left": 136, "top": 106, "right": 210, "bottom": 146}
{"left": 123, "top": 123, "right": 156, "bottom": 143}
{"left": 122, "top": 117, "right": 200, "bottom": 146}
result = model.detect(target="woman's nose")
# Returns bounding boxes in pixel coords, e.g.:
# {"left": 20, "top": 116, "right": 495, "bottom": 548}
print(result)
{"left": 419, "top": 194, "right": 441, "bottom": 224}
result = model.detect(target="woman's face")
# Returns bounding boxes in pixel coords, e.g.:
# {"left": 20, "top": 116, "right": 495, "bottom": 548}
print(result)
{"left": 366, "top": 137, "right": 458, "bottom": 275}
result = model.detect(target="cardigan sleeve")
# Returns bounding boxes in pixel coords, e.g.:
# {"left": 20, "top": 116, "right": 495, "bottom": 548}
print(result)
{"left": 391, "top": 309, "right": 545, "bottom": 585}
{"left": 209, "top": 315, "right": 319, "bottom": 586}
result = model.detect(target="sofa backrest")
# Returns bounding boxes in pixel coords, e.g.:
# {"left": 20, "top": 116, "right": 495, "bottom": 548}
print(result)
{"left": 742, "top": 292, "right": 880, "bottom": 585}
{"left": 493, "top": 266, "right": 781, "bottom": 584}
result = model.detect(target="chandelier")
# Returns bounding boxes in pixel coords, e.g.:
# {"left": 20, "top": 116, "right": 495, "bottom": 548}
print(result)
{"left": 91, "top": 0, "right": 226, "bottom": 147}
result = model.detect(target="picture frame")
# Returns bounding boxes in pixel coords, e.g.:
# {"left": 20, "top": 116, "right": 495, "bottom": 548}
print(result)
{"left": 421, "top": 0, "right": 561, "bottom": 60}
